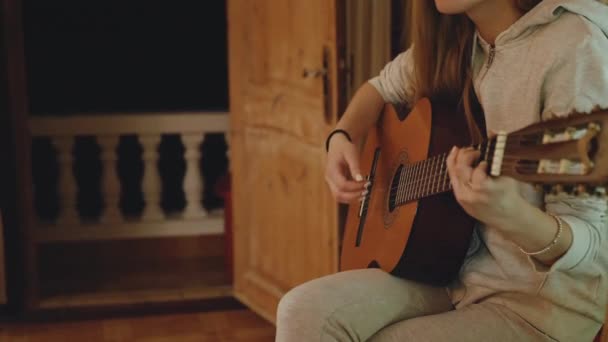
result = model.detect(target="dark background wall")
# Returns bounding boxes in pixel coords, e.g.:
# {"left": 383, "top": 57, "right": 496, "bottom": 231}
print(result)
{"left": 22, "top": 1, "right": 230, "bottom": 218}
{"left": 22, "top": 0, "right": 228, "bottom": 115}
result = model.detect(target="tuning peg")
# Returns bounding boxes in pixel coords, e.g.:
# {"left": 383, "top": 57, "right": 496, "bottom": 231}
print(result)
{"left": 593, "top": 186, "right": 607, "bottom": 198}
{"left": 551, "top": 184, "right": 565, "bottom": 195}
{"left": 563, "top": 185, "right": 574, "bottom": 195}
{"left": 541, "top": 184, "right": 554, "bottom": 194}
{"left": 573, "top": 184, "right": 590, "bottom": 197}
{"left": 565, "top": 127, "right": 576, "bottom": 139}
{"left": 588, "top": 122, "right": 601, "bottom": 132}
{"left": 541, "top": 131, "right": 551, "bottom": 144}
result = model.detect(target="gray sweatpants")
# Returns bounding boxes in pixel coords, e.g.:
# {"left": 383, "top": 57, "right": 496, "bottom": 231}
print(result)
{"left": 275, "top": 269, "right": 553, "bottom": 341}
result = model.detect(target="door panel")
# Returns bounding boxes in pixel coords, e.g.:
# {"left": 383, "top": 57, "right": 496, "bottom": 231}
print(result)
{"left": 228, "top": 0, "right": 342, "bottom": 322}
{"left": 229, "top": 0, "right": 341, "bottom": 141}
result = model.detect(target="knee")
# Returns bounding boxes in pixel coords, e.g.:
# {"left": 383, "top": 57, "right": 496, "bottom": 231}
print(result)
{"left": 276, "top": 278, "right": 337, "bottom": 341}
{"left": 276, "top": 279, "right": 359, "bottom": 342}
{"left": 276, "top": 282, "right": 315, "bottom": 328}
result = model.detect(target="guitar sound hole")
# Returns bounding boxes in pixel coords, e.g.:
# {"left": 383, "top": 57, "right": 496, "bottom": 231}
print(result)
{"left": 389, "top": 164, "right": 403, "bottom": 212}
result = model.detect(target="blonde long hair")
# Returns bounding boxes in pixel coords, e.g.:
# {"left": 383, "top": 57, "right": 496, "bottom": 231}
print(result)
{"left": 408, "top": 0, "right": 542, "bottom": 143}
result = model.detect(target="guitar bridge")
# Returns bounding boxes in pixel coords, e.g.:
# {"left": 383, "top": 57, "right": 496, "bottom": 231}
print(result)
{"left": 356, "top": 148, "right": 381, "bottom": 246}
{"left": 359, "top": 175, "right": 370, "bottom": 218}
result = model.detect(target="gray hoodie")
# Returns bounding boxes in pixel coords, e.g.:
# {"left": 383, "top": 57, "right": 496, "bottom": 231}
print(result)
{"left": 369, "top": 0, "right": 608, "bottom": 340}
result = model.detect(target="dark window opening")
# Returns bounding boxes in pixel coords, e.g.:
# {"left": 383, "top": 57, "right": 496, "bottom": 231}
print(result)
{"left": 23, "top": 0, "right": 228, "bottom": 115}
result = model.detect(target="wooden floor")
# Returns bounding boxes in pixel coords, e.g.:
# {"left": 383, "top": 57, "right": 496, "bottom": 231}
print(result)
{"left": 0, "top": 309, "right": 275, "bottom": 342}
{"left": 36, "top": 236, "right": 232, "bottom": 308}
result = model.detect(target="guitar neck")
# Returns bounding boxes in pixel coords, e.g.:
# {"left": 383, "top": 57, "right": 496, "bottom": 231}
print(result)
{"left": 393, "top": 139, "right": 497, "bottom": 207}
{"left": 394, "top": 114, "right": 608, "bottom": 208}
{"left": 392, "top": 152, "right": 452, "bottom": 207}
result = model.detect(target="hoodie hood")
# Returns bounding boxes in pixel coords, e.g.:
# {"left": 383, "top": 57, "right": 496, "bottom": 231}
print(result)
{"left": 496, "top": 0, "right": 608, "bottom": 44}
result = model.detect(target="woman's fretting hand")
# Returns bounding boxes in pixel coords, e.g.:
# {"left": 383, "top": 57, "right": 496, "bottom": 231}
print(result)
{"left": 446, "top": 146, "right": 526, "bottom": 229}
{"left": 325, "top": 134, "right": 366, "bottom": 203}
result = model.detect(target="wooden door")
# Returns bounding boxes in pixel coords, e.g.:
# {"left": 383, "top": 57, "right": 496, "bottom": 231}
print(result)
{"left": 228, "top": 0, "right": 344, "bottom": 322}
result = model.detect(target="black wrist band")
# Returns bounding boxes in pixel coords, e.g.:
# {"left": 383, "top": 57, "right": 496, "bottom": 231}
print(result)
{"left": 325, "top": 129, "right": 352, "bottom": 152}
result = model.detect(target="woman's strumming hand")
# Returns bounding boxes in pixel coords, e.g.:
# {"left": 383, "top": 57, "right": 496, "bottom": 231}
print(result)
{"left": 325, "top": 134, "right": 366, "bottom": 203}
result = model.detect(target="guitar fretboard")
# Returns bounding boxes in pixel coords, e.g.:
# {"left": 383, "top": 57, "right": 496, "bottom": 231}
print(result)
{"left": 392, "top": 140, "right": 494, "bottom": 207}
{"left": 393, "top": 153, "right": 451, "bottom": 206}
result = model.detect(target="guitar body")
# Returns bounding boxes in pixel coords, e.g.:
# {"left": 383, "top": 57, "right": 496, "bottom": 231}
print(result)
{"left": 341, "top": 98, "right": 608, "bottom": 285}
{"left": 340, "top": 99, "right": 477, "bottom": 286}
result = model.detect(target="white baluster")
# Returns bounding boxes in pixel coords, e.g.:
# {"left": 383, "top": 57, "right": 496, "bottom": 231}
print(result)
{"left": 98, "top": 135, "right": 123, "bottom": 223}
{"left": 140, "top": 135, "right": 164, "bottom": 221}
{"left": 53, "top": 136, "right": 79, "bottom": 225}
{"left": 182, "top": 133, "right": 206, "bottom": 219}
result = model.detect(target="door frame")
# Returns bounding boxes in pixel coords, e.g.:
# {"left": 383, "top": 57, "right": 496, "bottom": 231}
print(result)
{"left": 1, "top": 0, "right": 39, "bottom": 313}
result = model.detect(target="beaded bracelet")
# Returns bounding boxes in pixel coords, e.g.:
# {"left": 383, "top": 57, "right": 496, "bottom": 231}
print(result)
{"left": 325, "top": 129, "right": 352, "bottom": 152}
{"left": 518, "top": 213, "right": 563, "bottom": 256}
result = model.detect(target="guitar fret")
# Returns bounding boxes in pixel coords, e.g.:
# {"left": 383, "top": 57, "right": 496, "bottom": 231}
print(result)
{"left": 420, "top": 161, "right": 426, "bottom": 198}
{"left": 424, "top": 159, "right": 430, "bottom": 198}
{"left": 410, "top": 163, "right": 416, "bottom": 201}
{"left": 409, "top": 164, "right": 415, "bottom": 201}
{"left": 401, "top": 166, "right": 405, "bottom": 205}
{"left": 414, "top": 162, "right": 422, "bottom": 199}
{"left": 431, "top": 156, "right": 438, "bottom": 195}
{"left": 396, "top": 166, "right": 401, "bottom": 204}
{"left": 439, "top": 157, "right": 446, "bottom": 191}
{"left": 443, "top": 154, "right": 449, "bottom": 191}
{"left": 433, "top": 155, "right": 441, "bottom": 194}
{"left": 426, "top": 158, "right": 432, "bottom": 197}
{"left": 436, "top": 156, "right": 441, "bottom": 193}
{"left": 425, "top": 159, "right": 430, "bottom": 197}
{"left": 403, "top": 164, "right": 409, "bottom": 202}
{"left": 391, "top": 151, "right": 465, "bottom": 208}
{"left": 404, "top": 164, "right": 410, "bottom": 201}
{"left": 403, "top": 164, "right": 410, "bottom": 203}
{"left": 425, "top": 159, "right": 431, "bottom": 197}
{"left": 421, "top": 161, "right": 426, "bottom": 197}
{"left": 399, "top": 164, "right": 406, "bottom": 203}
{"left": 484, "top": 140, "right": 491, "bottom": 164}
{"left": 439, "top": 154, "right": 446, "bottom": 192}
{"left": 427, "top": 159, "right": 433, "bottom": 197}
{"left": 400, "top": 166, "right": 409, "bottom": 203}
{"left": 421, "top": 160, "right": 427, "bottom": 198}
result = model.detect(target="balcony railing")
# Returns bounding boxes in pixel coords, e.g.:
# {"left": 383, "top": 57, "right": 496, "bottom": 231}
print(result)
{"left": 29, "top": 111, "right": 229, "bottom": 242}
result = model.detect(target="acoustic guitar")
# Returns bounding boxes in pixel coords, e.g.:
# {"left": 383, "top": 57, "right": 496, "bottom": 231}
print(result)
{"left": 340, "top": 98, "right": 608, "bottom": 286}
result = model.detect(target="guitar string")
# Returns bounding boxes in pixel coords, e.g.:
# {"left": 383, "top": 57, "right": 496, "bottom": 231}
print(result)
{"left": 367, "top": 138, "right": 585, "bottom": 196}
{"left": 387, "top": 157, "right": 491, "bottom": 193}
{"left": 361, "top": 170, "right": 600, "bottom": 212}
{"left": 363, "top": 141, "right": 592, "bottom": 207}
{"left": 383, "top": 162, "right": 579, "bottom": 196}
{"left": 359, "top": 131, "right": 599, "bottom": 209}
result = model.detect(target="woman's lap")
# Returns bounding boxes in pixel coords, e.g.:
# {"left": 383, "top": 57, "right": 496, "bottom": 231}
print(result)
{"left": 276, "top": 269, "right": 554, "bottom": 341}
{"left": 275, "top": 269, "right": 452, "bottom": 341}
{"left": 369, "top": 301, "right": 555, "bottom": 341}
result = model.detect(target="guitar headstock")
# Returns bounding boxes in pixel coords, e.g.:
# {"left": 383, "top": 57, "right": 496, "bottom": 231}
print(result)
{"left": 487, "top": 109, "right": 608, "bottom": 197}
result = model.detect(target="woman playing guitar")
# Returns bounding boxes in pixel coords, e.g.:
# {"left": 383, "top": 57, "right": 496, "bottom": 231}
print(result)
{"left": 276, "top": 0, "right": 608, "bottom": 341}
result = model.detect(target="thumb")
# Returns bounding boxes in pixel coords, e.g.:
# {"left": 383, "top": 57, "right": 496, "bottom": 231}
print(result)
{"left": 343, "top": 147, "right": 363, "bottom": 181}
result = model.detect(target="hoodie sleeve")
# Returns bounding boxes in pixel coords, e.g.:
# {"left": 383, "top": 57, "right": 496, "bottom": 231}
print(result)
{"left": 536, "top": 21, "right": 608, "bottom": 274}
{"left": 368, "top": 47, "right": 416, "bottom": 105}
